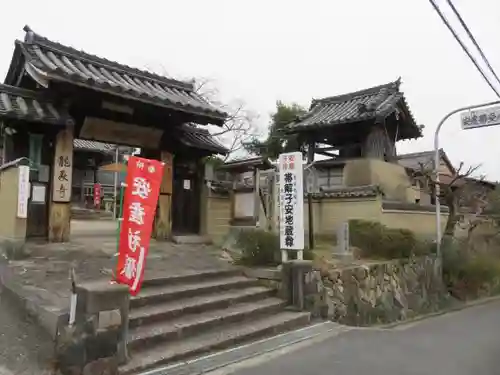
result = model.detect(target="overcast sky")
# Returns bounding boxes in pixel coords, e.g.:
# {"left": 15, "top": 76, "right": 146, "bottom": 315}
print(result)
{"left": 1, "top": 0, "right": 499, "bottom": 179}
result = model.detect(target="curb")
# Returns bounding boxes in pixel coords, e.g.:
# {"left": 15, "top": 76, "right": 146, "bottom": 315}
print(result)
{"left": 0, "top": 273, "right": 67, "bottom": 340}
{"left": 379, "top": 294, "right": 500, "bottom": 329}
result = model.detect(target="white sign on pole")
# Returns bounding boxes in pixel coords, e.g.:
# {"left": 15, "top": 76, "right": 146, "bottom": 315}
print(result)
{"left": 278, "top": 152, "right": 304, "bottom": 251}
{"left": 17, "top": 165, "right": 30, "bottom": 218}
{"left": 461, "top": 106, "right": 500, "bottom": 130}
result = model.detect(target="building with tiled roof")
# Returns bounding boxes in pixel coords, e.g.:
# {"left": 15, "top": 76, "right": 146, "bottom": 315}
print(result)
{"left": 286, "top": 78, "right": 423, "bottom": 161}
{"left": 0, "top": 25, "right": 230, "bottom": 241}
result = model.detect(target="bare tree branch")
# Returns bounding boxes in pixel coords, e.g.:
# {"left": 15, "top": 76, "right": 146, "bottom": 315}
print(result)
{"left": 193, "top": 78, "right": 259, "bottom": 161}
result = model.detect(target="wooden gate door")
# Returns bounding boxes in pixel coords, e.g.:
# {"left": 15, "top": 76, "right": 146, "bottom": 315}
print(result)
{"left": 171, "top": 161, "right": 200, "bottom": 234}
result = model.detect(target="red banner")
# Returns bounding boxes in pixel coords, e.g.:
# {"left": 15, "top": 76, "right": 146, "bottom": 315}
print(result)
{"left": 93, "top": 183, "right": 101, "bottom": 208}
{"left": 116, "top": 156, "right": 164, "bottom": 295}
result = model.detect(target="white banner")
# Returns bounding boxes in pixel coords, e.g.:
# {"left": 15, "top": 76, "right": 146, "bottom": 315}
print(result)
{"left": 17, "top": 165, "right": 30, "bottom": 218}
{"left": 278, "top": 152, "right": 304, "bottom": 250}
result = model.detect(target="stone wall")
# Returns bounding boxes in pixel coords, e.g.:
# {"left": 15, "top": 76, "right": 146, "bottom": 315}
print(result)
{"left": 305, "top": 256, "right": 449, "bottom": 326}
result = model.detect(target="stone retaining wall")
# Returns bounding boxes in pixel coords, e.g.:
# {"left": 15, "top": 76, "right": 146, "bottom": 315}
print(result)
{"left": 305, "top": 256, "right": 449, "bottom": 326}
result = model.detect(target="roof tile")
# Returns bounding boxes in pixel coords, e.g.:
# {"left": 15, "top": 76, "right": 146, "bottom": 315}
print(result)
{"left": 0, "top": 84, "right": 73, "bottom": 126}
{"left": 288, "top": 79, "right": 421, "bottom": 140}
{"left": 14, "top": 26, "right": 226, "bottom": 125}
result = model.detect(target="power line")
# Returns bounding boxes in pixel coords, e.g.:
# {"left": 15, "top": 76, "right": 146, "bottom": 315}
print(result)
{"left": 428, "top": 0, "right": 500, "bottom": 98}
{"left": 446, "top": 0, "right": 500, "bottom": 88}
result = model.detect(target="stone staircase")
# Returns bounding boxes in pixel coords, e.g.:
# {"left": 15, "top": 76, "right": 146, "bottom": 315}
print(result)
{"left": 120, "top": 269, "right": 310, "bottom": 374}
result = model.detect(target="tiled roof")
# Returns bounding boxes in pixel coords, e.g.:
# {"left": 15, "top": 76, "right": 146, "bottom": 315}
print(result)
{"left": 397, "top": 149, "right": 455, "bottom": 172}
{"left": 287, "top": 79, "right": 421, "bottom": 140}
{"left": 312, "top": 184, "right": 381, "bottom": 199}
{"left": 218, "top": 157, "right": 273, "bottom": 171}
{"left": 73, "top": 139, "right": 115, "bottom": 153}
{"left": 7, "top": 26, "right": 226, "bottom": 125}
{"left": 0, "top": 84, "right": 73, "bottom": 126}
{"left": 382, "top": 200, "right": 450, "bottom": 213}
{"left": 178, "top": 124, "right": 228, "bottom": 154}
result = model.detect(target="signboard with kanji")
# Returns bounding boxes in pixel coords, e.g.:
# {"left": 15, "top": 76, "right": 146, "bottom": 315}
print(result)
{"left": 116, "top": 156, "right": 164, "bottom": 296}
{"left": 52, "top": 128, "right": 73, "bottom": 202}
{"left": 93, "top": 183, "right": 101, "bottom": 208}
{"left": 461, "top": 106, "right": 500, "bottom": 130}
{"left": 278, "top": 152, "right": 304, "bottom": 250}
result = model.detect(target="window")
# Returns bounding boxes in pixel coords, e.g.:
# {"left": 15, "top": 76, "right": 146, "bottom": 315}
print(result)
{"left": 29, "top": 134, "right": 43, "bottom": 170}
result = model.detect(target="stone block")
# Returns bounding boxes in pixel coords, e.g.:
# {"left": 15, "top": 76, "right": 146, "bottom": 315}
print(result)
{"left": 98, "top": 310, "right": 121, "bottom": 330}
{"left": 76, "top": 281, "right": 129, "bottom": 315}
{"left": 82, "top": 357, "right": 118, "bottom": 375}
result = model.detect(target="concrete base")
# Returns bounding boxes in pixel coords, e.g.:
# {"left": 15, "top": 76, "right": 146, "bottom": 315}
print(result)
{"left": 0, "top": 277, "right": 68, "bottom": 339}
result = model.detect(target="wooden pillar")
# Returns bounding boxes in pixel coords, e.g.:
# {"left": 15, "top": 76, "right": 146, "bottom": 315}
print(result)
{"left": 229, "top": 175, "right": 236, "bottom": 224}
{"left": 199, "top": 161, "right": 213, "bottom": 236}
{"left": 153, "top": 151, "right": 173, "bottom": 240}
{"left": 49, "top": 126, "right": 74, "bottom": 242}
{"left": 253, "top": 167, "right": 260, "bottom": 227}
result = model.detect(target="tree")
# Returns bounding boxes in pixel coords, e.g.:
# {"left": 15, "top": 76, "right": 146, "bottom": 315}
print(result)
{"left": 415, "top": 161, "right": 489, "bottom": 239}
{"left": 244, "top": 101, "right": 307, "bottom": 160}
{"left": 194, "top": 78, "right": 258, "bottom": 161}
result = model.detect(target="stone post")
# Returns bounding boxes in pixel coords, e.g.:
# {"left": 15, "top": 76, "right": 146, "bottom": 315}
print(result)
{"left": 332, "top": 221, "right": 353, "bottom": 261}
{"left": 56, "top": 281, "right": 130, "bottom": 375}
{"left": 49, "top": 126, "right": 74, "bottom": 242}
{"left": 281, "top": 260, "right": 313, "bottom": 310}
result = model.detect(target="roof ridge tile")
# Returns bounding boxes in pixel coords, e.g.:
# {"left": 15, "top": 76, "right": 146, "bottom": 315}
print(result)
{"left": 23, "top": 26, "right": 192, "bottom": 91}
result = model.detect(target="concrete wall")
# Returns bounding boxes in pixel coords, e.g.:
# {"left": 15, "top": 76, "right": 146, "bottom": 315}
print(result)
{"left": 310, "top": 197, "right": 383, "bottom": 236}
{"left": 343, "top": 159, "right": 415, "bottom": 202}
{"left": 381, "top": 208, "right": 448, "bottom": 238}
{"left": 204, "top": 190, "right": 451, "bottom": 242}
{"left": 0, "top": 167, "right": 26, "bottom": 241}
{"left": 205, "top": 193, "right": 232, "bottom": 243}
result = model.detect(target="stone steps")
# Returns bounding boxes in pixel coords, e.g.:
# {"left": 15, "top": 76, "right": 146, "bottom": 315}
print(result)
{"left": 130, "top": 276, "right": 259, "bottom": 308}
{"left": 121, "top": 269, "right": 311, "bottom": 374}
{"left": 129, "top": 298, "right": 287, "bottom": 350}
{"left": 129, "top": 286, "right": 275, "bottom": 328}
{"left": 121, "top": 311, "right": 310, "bottom": 375}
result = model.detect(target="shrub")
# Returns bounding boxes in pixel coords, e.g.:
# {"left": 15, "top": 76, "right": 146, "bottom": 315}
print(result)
{"left": 442, "top": 240, "right": 500, "bottom": 299}
{"left": 348, "top": 219, "right": 433, "bottom": 260}
{"left": 235, "top": 229, "right": 280, "bottom": 267}
{"left": 234, "top": 229, "right": 315, "bottom": 267}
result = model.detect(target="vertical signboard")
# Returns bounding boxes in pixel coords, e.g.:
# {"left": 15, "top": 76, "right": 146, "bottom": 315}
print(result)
{"left": 17, "top": 165, "right": 30, "bottom": 218}
{"left": 278, "top": 152, "right": 304, "bottom": 252}
{"left": 116, "top": 156, "right": 164, "bottom": 296}
{"left": 93, "top": 183, "right": 102, "bottom": 208}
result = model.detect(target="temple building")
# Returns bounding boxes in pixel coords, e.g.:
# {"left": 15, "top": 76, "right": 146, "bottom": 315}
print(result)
{"left": 0, "top": 25, "right": 227, "bottom": 242}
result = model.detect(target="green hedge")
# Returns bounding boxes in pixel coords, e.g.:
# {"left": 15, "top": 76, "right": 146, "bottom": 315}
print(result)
{"left": 348, "top": 219, "right": 434, "bottom": 259}
{"left": 234, "top": 229, "right": 313, "bottom": 267}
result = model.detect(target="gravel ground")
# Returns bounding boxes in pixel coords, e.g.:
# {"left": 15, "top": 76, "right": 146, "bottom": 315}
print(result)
{"left": 0, "top": 289, "right": 53, "bottom": 375}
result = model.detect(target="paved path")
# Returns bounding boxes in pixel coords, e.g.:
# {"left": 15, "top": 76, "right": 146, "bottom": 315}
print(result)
{"left": 225, "top": 300, "right": 500, "bottom": 375}
{"left": 0, "top": 289, "right": 53, "bottom": 374}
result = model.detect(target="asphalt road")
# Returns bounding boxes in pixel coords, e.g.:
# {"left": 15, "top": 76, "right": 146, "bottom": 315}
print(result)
{"left": 224, "top": 300, "right": 500, "bottom": 375}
